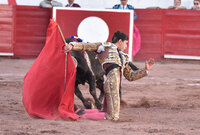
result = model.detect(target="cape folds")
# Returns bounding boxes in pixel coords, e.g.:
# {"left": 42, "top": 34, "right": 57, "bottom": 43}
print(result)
{"left": 22, "top": 19, "right": 79, "bottom": 120}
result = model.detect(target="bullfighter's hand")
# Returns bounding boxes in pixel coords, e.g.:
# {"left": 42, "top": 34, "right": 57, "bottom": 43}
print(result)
{"left": 145, "top": 58, "right": 155, "bottom": 70}
{"left": 64, "top": 43, "right": 73, "bottom": 53}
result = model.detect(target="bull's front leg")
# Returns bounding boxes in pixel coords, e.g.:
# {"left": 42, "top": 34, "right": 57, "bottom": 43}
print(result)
{"left": 86, "top": 71, "right": 102, "bottom": 110}
{"left": 74, "top": 83, "right": 92, "bottom": 109}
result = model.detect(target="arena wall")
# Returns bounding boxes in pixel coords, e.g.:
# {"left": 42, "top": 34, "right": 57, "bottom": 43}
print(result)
{"left": 0, "top": 5, "right": 14, "bottom": 56}
{"left": 0, "top": 5, "right": 200, "bottom": 60}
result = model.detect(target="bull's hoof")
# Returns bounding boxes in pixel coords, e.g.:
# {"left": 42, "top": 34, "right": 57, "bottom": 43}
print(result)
{"left": 83, "top": 100, "right": 92, "bottom": 109}
{"left": 95, "top": 101, "right": 102, "bottom": 110}
{"left": 76, "top": 108, "right": 85, "bottom": 115}
{"left": 74, "top": 104, "right": 79, "bottom": 111}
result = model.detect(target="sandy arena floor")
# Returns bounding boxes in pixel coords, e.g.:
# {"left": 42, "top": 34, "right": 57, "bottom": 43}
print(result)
{"left": 0, "top": 57, "right": 200, "bottom": 135}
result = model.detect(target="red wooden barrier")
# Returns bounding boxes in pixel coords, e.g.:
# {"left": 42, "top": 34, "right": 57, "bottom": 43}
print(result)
{"left": 164, "top": 9, "right": 200, "bottom": 57}
{"left": 0, "top": 5, "right": 200, "bottom": 60}
{"left": 134, "top": 9, "right": 164, "bottom": 60}
{"left": 134, "top": 9, "right": 200, "bottom": 60}
{"left": 14, "top": 6, "right": 51, "bottom": 58}
{"left": 0, "top": 5, "right": 14, "bottom": 56}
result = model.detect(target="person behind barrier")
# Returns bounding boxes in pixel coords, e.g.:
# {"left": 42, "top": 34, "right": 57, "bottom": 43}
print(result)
{"left": 113, "top": 0, "right": 137, "bottom": 20}
{"left": 191, "top": 0, "right": 200, "bottom": 10}
{"left": 40, "top": 0, "right": 63, "bottom": 8}
{"left": 66, "top": 0, "right": 80, "bottom": 7}
{"left": 168, "top": 0, "right": 186, "bottom": 9}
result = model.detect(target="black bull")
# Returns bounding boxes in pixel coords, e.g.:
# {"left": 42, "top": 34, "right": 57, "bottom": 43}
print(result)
{"left": 71, "top": 50, "right": 104, "bottom": 110}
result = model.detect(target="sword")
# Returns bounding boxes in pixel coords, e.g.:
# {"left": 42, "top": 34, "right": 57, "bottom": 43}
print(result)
{"left": 57, "top": 24, "right": 68, "bottom": 91}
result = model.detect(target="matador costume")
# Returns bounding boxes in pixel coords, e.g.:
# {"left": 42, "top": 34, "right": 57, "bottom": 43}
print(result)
{"left": 70, "top": 42, "right": 148, "bottom": 121}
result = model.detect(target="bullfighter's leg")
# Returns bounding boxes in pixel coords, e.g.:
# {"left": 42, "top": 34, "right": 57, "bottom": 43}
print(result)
{"left": 103, "top": 68, "right": 121, "bottom": 121}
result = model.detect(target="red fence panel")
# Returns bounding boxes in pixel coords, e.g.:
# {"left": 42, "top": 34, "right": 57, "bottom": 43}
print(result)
{"left": 134, "top": 9, "right": 164, "bottom": 60}
{"left": 14, "top": 6, "right": 51, "bottom": 58}
{"left": 164, "top": 9, "right": 200, "bottom": 57}
{"left": 0, "top": 5, "right": 14, "bottom": 56}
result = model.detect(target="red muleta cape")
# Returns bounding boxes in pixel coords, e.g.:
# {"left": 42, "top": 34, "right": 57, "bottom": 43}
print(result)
{"left": 22, "top": 19, "right": 79, "bottom": 120}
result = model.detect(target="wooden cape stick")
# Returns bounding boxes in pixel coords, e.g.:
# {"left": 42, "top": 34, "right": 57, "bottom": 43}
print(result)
{"left": 57, "top": 23, "right": 68, "bottom": 91}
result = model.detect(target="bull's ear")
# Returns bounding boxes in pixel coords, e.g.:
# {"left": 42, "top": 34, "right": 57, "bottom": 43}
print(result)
{"left": 65, "top": 38, "right": 72, "bottom": 44}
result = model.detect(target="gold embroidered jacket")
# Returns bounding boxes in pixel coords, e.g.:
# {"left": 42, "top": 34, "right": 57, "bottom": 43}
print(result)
{"left": 70, "top": 42, "right": 148, "bottom": 81}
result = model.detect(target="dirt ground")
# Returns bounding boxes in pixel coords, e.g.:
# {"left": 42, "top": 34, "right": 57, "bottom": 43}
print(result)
{"left": 0, "top": 57, "right": 200, "bottom": 135}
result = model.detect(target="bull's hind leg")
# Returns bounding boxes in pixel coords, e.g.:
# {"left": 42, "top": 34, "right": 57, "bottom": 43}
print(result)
{"left": 96, "top": 77, "right": 104, "bottom": 103}
{"left": 75, "top": 84, "right": 92, "bottom": 109}
{"left": 86, "top": 71, "right": 102, "bottom": 110}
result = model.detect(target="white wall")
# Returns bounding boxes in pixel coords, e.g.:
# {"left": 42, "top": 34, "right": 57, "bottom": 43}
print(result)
{"left": 1, "top": 0, "right": 194, "bottom": 9}
{"left": 1, "top": 0, "right": 8, "bottom": 4}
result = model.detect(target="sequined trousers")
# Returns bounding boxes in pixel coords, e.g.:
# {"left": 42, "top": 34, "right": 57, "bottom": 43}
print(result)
{"left": 103, "top": 68, "right": 121, "bottom": 121}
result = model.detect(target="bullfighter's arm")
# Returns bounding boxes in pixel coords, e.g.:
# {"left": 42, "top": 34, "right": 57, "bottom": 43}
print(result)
{"left": 69, "top": 42, "right": 102, "bottom": 52}
{"left": 123, "top": 58, "right": 154, "bottom": 81}
{"left": 123, "top": 63, "right": 148, "bottom": 81}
